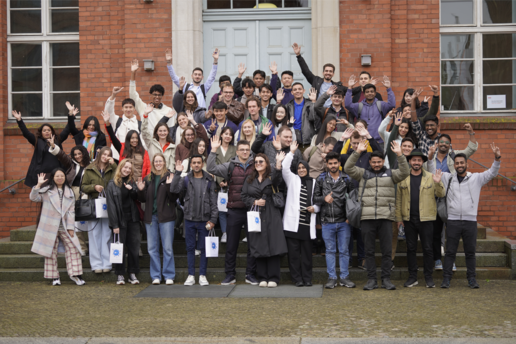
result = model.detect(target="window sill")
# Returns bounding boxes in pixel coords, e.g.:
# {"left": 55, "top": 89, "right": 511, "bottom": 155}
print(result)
{"left": 441, "top": 117, "right": 516, "bottom": 130}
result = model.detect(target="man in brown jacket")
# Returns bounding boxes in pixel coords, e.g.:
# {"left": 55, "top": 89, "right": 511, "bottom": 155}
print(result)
{"left": 205, "top": 85, "right": 245, "bottom": 125}
{"left": 303, "top": 137, "right": 337, "bottom": 179}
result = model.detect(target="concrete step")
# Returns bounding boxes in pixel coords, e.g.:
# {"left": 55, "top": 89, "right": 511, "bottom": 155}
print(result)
{"left": 0, "top": 252, "right": 507, "bottom": 269}
{"left": 0, "top": 266, "right": 510, "bottom": 283}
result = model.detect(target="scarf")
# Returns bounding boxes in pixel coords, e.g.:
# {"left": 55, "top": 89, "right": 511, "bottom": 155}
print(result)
{"left": 297, "top": 161, "right": 313, "bottom": 206}
{"left": 83, "top": 130, "right": 98, "bottom": 160}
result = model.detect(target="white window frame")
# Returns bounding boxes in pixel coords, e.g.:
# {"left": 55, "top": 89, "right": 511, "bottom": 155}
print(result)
{"left": 7, "top": 0, "right": 80, "bottom": 121}
{"left": 203, "top": 0, "right": 311, "bottom": 10}
{"left": 440, "top": 0, "right": 516, "bottom": 116}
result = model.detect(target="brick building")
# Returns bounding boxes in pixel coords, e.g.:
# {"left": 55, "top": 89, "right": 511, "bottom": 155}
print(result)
{"left": 0, "top": 0, "right": 515, "bottom": 238}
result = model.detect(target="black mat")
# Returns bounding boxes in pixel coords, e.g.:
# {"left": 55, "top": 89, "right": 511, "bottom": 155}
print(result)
{"left": 134, "top": 285, "right": 235, "bottom": 298}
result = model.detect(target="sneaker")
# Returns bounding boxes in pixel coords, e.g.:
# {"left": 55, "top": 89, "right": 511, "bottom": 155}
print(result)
{"left": 339, "top": 277, "right": 356, "bottom": 288}
{"left": 221, "top": 232, "right": 227, "bottom": 243}
{"left": 259, "top": 281, "right": 267, "bottom": 287}
{"left": 139, "top": 247, "right": 143, "bottom": 257}
{"left": 242, "top": 237, "right": 247, "bottom": 242}
{"left": 267, "top": 281, "right": 277, "bottom": 288}
{"left": 94, "top": 269, "right": 102, "bottom": 274}
{"left": 195, "top": 249, "right": 201, "bottom": 256}
{"left": 102, "top": 268, "right": 111, "bottom": 273}
{"left": 70, "top": 275, "right": 85, "bottom": 286}
{"left": 295, "top": 281, "right": 304, "bottom": 287}
{"left": 152, "top": 278, "right": 160, "bottom": 285}
{"left": 184, "top": 275, "right": 195, "bottom": 286}
{"left": 391, "top": 261, "right": 395, "bottom": 271}
{"left": 358, "top": 260, "right": 366, "bottom": 270}
{"left": 398, "top": 234, "right": 406, "bottom": 240}
{"left": 128, "top": 274, "right": 139, "bottom": 285}
{"left": 304, "top": 281, "right": 312, "bottom": 287}
{"left": 468, "top": 278, "right": 480, "bottom": 289}
{"left": 325, "top": 278, "right": 338, "bottom": 289}
{"left": 363, "top": 279, "right": 378, "bottom": 290}
{"left": 425, "top": 277, "right": 436, "bottom": 288}
{"left": 440, "top": 277, "right": 451, "bottom": 288}
{"left": 52, "top": 278, "right": 61, "bottom": 286}
{"left": 381, "top": 278, "right": 396, "bottom": 290}
{"left": 435, "top": 260, "right": 443, "bottom": 270}
{"left": 221, "top": 275, "right": 236, "bottom": 285}
{"left": 245, "top": 275, "right": 259, "bottom": 286}
{"left": 199, "top": 275, "right": 209, "bottom": 286}
{"left": 166, "top": 279, "right": 174, "bottom": 285}
{"left": 403, "top": 277, "right": 418, "bottom": 288}
{"left": 452, "top": 263, "right": 457, "bottom": 271}
{"left": 116, "top": 275, "right": 125, "bottom": 285}
{"left": 441, "top": 245, "right": 445, "bottom": 256}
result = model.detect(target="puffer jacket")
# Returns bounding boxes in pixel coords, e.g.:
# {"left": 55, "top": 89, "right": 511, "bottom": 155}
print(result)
{"left": 344, "top": 151, "right": 410, "bottom": 221}
{"left": 314, "top": 171, "right": 355, "bottom": 223}
{"left": 395, "top": 170, "right": 445, "bottom": 222}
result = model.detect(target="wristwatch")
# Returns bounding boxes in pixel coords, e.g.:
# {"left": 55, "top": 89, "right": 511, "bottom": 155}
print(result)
{"left": 469, "top": 132, "right": 475, "bottom": 135}
{"left": 495, "top": 155, "right": 501, "bottom": 160}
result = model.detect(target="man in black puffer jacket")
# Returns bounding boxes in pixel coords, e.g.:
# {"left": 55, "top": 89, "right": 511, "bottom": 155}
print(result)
{"left": 314, "top": 152, "right": 355, "bottom": 290}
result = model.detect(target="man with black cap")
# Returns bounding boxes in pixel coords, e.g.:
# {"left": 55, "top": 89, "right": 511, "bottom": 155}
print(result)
{"left": 395, "top": 149, "right": 445, "bottom": 288}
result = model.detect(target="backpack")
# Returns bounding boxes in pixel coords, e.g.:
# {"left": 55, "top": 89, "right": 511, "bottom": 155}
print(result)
{"left": 357, "top": 101, "right": 383, "bottom": 120}
{"left": 115, "top": 117, "right": 142, "bottom": 135}
{"left": 346, "top": 169, "right": 392, "bottom": 228}
{"left": 185, "top": 83, "right": 206, "bottom": 99}
{"left": 177, "top": 175, "right": 212, "bottom": 209}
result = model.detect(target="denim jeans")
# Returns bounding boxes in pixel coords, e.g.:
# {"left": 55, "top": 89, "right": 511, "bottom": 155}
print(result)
{"left": 145, "top": 215, "right": 175, "bottom": 280}
{"left": 322, "top": 222, "right": 352, "bottom": 279}
{"left": 185, "top": 220, "right": 208, "bottom": 276}
{"left": 219, "top": 212, "right": 227, "bottom": 233}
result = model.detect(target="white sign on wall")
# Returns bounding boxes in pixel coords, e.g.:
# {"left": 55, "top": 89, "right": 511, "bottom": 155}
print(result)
{"left": 487, "top": 95, "right": 506, "bottom": 109}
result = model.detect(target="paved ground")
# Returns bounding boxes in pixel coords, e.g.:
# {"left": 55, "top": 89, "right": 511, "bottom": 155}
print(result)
{"left": 1, "top": 280, "right": 516, "bottom": 339}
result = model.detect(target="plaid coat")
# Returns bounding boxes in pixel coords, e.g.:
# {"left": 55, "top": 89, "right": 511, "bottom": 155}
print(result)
{"left": 30, "top": 186, "right": 83, "bottom": 258}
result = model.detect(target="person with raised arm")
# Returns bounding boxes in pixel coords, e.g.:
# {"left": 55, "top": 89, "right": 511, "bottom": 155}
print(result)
{"left": 205, "top": 84, "right": 245, "bottom": 125}
{"left": 171, "top": 86, "right": 208, "bottom": 125}
{"left": 203, "top": 102, "right": 238, "bottom": 138}
{"left": 314, "top": 85, "right": 349, "bottom": 131}
{"left": 141, "top": 107, "right": 176, "bottom": 172}
{"left": 409, "top": 86, "right": 442, "bottom": 156}
{"left": 281, "top": 83, "right": 318, "bottom": 146}
{"left": 237, "top": 97, "right": 273, "bottom": 141}
{"left": 381, "top": 111, "right": 419, "bottom": 169}
{"left": 270, "top": 104, "right": 295, "bottom": 139}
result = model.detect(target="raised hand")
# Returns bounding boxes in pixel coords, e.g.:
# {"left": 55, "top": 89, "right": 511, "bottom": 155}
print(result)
{"left": 210, "top": 135, "right": 221, "bottom": 151}
{"left": 324, "top": 191, "right": 334, "bottom": 204}
{"left": 356, "top": 139, "right": 368, "bottom": 153}
{"left": 186, "top": 110, "right": 195, "bottom": 123}
{"left": 490, "top": 142, "right": 501, "bottom": 158}
{"left": 238, "top": 63, "right": 246, "bottom": 77}
{"left": 111, "top": 86, "right": 124, "bottom": 97}
{"left": 394, "top": 112, "right": 403, "bottom": 126}
{"left": 209, "top": 119, "right": 216, "bottom": 132}
{"left": 175, "top": 160, "right": 184, "bottom": 172}
{"left": 269, "top": 61, "right": 278, "bottom": 74}
{"left": 290, "top": 140, "right": 299, "bottom": 154}
{"left": 292, "top": 42, "right": 301, "bottom": 56}
{"left": 381, "top": 75, "right": 391, "bottom": 88}
{"left": 429, "top": 85, "right": 439, "bottom": 96}
{"left": 433, "top": 169, "right": 443, "bottom": 183}
{"left": 463, "top": 123, "right": 473, "bottom": 133}
{"left": 308, "top": 87, "right": 317, "bottom": 102}
{"left": 428, "top": 143, "right": 437, "bottom": 160}
{"left": 356, "top": 126, "right": 371, "bottom": 139}
{"left": 212, "top": 48, "right": 220, "bottom": 62}
{"left": 65, "top": 101, "right": 79, "bottom": 116}
{"left": 341, "top": 128, "right": 354, "bottom": 141}
{"left": 124, "top": 183, "right": 133, "bottom": 190}
{"left": 370, "top": 77, "right": 379, "bottom": 86}
{"left": 12, "top": 110, "right": 22, "bottom": 121}
{"left": 276, "top": 151, "right": 286, "bottom": 164}
{"left": 412, "top": 87, "right": 424, "bottom": 100}
{"left": 276, "top": 88, "right": 284, "bottom": 103}
{"left": 387, "top": 110, "right": 394, "bottom": 118}
{"left": 348, "top": 75, "right": 357, "bottom": 88}
{"left": 272, "top": 135, "right": 282, "bottom": 151}
{"left": 165, "top": 48, "right": 172, "bottom": 63}
{"left": 262, "top": 122, "right": 272, "bottom": 136}
{"left": 100, "top": 110, "right": 110, "bottom": 124}
{"left": 36, "top": 173, "right": 48, "bottom": 188}
{"left": 337, "top": 118, "right": 349, "bottom": 127}
{"left": 166, "top": 173, "right": 174, "bottom": 184}
{"left": 165, "top": 108, "right": 175, "bottom": 118}
{"left": 391, "top": 141, "right": 402, "bottom": 156}
{"left": 131, "top": 59, "right": 139, "bottom": 73}
{"left": 326, "top": 85, "right": 337, "bottom": 96}
{"left": 48, "top": 134, "right": 55, "bottom": 148}
{"left": 179, "top": 76, "right": 186, "bottom": 91}
{"left": 144, "top": 103, "right": 154, "bottom": 115}
{"left": 136, "top": 177, "right": 145, "bottom": 191}
{"left": 423, "top": 96, "right": 430, "bottom": 102}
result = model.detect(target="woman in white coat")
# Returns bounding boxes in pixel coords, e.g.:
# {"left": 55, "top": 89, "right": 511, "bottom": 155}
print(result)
{"left": 280, "top": 142, "right": 320, "bottom": 287}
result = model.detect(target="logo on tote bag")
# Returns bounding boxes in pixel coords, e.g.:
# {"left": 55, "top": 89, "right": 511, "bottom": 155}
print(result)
{"left": 220, "top": 198, "right": 226, "bottom": 204}
{"left": 113, "top": 249, "right": 120, "bottom": 257}
{"left": 255, "top": 217, "right": 259, "bottom": 224}
{"left": 103, "top": 204, "right": 107, "bottom": 211}
{"left": 212, "top": 242, "right": 216, "bottom": 249}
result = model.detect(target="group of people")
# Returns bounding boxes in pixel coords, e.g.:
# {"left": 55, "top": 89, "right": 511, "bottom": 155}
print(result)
{"left": 18, "top": 43, "right": 501, "bottom": 290}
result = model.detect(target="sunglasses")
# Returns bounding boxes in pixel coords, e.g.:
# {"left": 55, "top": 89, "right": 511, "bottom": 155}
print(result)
{"left": 439, "top": 140, "right": 450, "bottom": 144}
{"left": 255, "top": 160, "right": 265, "bottom": 165}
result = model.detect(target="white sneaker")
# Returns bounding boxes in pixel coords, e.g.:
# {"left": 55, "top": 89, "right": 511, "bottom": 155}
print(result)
{"left": 199, "top": 275, "right": 209, "bottom": 286}
{"left": 52, "top": 278, "right": 61, "bottom": 286}
{"left": 152, "top": 278, "right": 160, "bottom": 285}
{"left": 166, "top": 279, "right": 174, "bottom": 285}
{"left": 267, "top": 281, "right": 277, "bottom": 288}
{"left": 221, "top": 233, "right": 227, "bottom": 243}
{"left": 259, "top": 281, "right": 267, "bottom": 288}
{"left": 116, "top": 275, "right": 125, "bottom": 285}
{"left": 184, "top": 275, "right": 195, "bottom": 286}
{"left": 242, "top": 237, "right": 247, "bottom": 242}
{"left": 128, "top": 274, "right": 139, "bottom": 285}
{"left": 195, "top": 249, "right": 201, "bottom": 256}
{"left": 70, "top": 275, "right": 85, "bottom": 286}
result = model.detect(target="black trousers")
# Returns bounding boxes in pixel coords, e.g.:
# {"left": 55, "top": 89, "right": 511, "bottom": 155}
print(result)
{"left": 432, "top": 216, "right": 445, "bottom": 261}
{"left": 113, "top": 219, "right": 141, "bottom": 275}
{"left": 404, "top": 219, "right": 434, "bottom": 279}
{"left": 444, "top": 220, "right": 477, "bottom": 280}
{"left": 286, "top": 237, "right": 312, "bottom": 283}
{"left": 225, "top": 208, "right": 256, "bottom": 277}
{"left": 361, "top": 219, "right": 392, "bottom": 280}
{"left": 256, "top": 255, "right": 281, "bottom": 283}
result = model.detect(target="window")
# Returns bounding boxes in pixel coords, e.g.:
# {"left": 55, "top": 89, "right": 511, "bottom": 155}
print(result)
{"left": 8, "top": 0, "right": 80, "bottom": 120}
{"left": 440, "top": 0, "right": 516, "bottom": 115}
{"left": 205, "top": 0, "right": 310, "bottom": 10}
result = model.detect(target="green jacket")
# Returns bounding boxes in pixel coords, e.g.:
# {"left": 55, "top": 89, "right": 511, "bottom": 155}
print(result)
{"left": 344, "top": 151, "right": 410, "bottom": 221}
{"left": 81, "top": 162, "right": 118, "bottom": 199}
{"left": 395, "top": 170, "right": 445, "bottom": 222}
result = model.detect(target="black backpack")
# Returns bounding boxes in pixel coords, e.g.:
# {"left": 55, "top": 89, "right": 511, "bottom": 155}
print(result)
{"left": 185, "top": 83, "right": 206, "bottom": 99}
{"left": 114, "top": 117, "right": 142, "bottom": 134}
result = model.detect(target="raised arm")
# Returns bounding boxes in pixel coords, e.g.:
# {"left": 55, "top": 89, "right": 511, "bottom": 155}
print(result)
{"left": 233, "top": 63, "right": 246, "bottom": 97}
{"left": 165, "top": 49, "right": 180, "bottom": 88}
{"left": 479, "top": 143, "right": 502, "bottom": 186}
{"left": 344, "top": 76, "right": 360, "bottom": 120}
{"left": 344, "top": 142, "right": 367, "bottom": 181}
{"left": 293, "top": 43, "right": 315, "bottom": 85}
{"left": 390, "top": 141, "right": 410, "bottom": 184}
{"left": 380, "top": 76, "right": 396, "bottom": 115}
{"left": 207, "top": 138, "right": 230, "bottom": 180}
{"left": 281, "top": 147, "right": 297, "bottom": 185}
{"left": 102, "top": 110, "right": 122, "bottom": 153}
{"left": 204, "top": 49, "right": 219, "bottom": 93}
{"left": 129, "top": 60, "right": 148, "bottom": 116}
{"left": 13, "top": 111, "right": 36, "bottom": 146}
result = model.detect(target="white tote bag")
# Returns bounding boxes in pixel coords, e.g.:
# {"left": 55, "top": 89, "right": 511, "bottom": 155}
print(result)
{"left": 205, "top": 229, "right": 219, "bottom": 258}
{"left": 247, "top": 205, "right": 261, "bottom": 233}
{"left": 110, "top": 233, "right": 123, "bottom": 264}
{"left": 217, "top": 191, "right": 228, "bottom": 212}
{"left": 95, "top": 191, "right": 108, "bottom": 218}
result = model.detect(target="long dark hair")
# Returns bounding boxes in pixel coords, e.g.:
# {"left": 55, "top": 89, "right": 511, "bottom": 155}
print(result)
{"left": 189, "top": 137, "right": 207, "bottom": 158}
{"left": 220, "top": 127, "right": 235, "bottom": 146}
{"left": 315, "top": 115, "right": 337, "bottom": 146}
{"left": 400, "top": 88, "right": 421, "bottom": 109}
{"left": 82, "top": 116, "right": 101, "bottom": 132}
{"left": 47, "top": 167, "right": 71, "bottom": 191}
{"left": 35, "top": 124, "right": 59, "bottom": 149}
{"left": 180, "top": 127, "right": 197, "bottom": 147}
{"left": 398, "top": 118, "right": 419, "bottom": 147}
{"left": 247, "top": 153, "right": 271, "bottom": 183}
{"left": 121, "top": 130, "right": 145, "bottom": 159}
{"left": 184, "top": 90, "right": 199, "bottom": 112}
{"left": 271, "top": 104, "right": 289, "bottom": 127}
{"left": 70, "top": 145, "right": 91, "bottom": 167}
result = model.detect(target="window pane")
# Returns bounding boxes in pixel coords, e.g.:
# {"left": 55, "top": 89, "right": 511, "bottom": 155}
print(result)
{"left": 12, "top": 68, "right": 42, "bottom": 92}
{"left": 10, "top": 10, "right": 41, "bottom": 33}
{"left": 10, "top": 0, "right": 40, "bottom": 8}
{"left": 442, "top": 86, "right": 475, "bottom": 110}
{"left": 484, "top": 86, "right": 516, "bottom": 110}
{"left": 53, "top": 93, "right": 80, "bottom": 117}
{"left": 441, "top": 60, "right": 474, "bottom": 84}
{"left": 207, "top": 0, "right": 231, "bottom": 9}
{"left": 441, "top": 35, "right": 474, "bottom": 59}
{"left": 11, "top": 44, "right": 41, "bottom": 67}
{"left": 258, "top": 0, "right": 282, "bottom": 7}
{"left": 483, "top": 60, "right": 516, "bottom": 84}
{"left": 51, "top": 0, "right": 79, "bottom": 7}
{"left": 52, "top": 43, "right": 79, "bottom": 66}
{"left": 52, "top": 68, "right": 80, "bottom": 91}
{"left": 233, "top": 0, "right": 257, "bottom": 9}
{"left": 483, "top": 0, "right": 516, "bottom": 24}
{"left": 483, "top": 34, "right": 516, "bottom": 59}
{"left": 441, "top": 0, "right": 474, "bottom": 25}
{"left": 12, "top": 93, "right": 43, "bottom": 117}
{"left": 284, "top": 0, "right": 309, "bottom": 7}
{"left": 51, "top": 9, "right": 79, "bottom": 32}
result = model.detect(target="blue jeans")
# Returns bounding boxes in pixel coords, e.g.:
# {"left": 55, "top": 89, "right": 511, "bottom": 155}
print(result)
{"left": 322, "top": 222, "right": 352, "bottom": 279}
{"left": 219, "top": 212, "right": 227, "bottom": 233}
{"left": 185, "top": 220, "right": 208, "bottom": 276}
{"left": 145, "top": 215, "right": 175, "bottom": 280}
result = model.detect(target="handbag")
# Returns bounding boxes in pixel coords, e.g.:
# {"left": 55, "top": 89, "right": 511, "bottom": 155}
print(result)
{"left": 247, "top": 205, "right": 261, "bottom": 233}
{"left": 205, "top": 229, "right": 219, "bottom": 258}
{"left": 95, "top": 191, "right": 109, "bottom": 218}
{"left": 437, "top": 175, "right": 452, "bottom": 223}
{"left": 74, "top": 174, "right": 96, "bottom": 222}
{"left": 110, "top": 233, "right": 124, "bottom": 264}
{"left": 346, "top": 176, "right": 368, "bottom": 229}
{"left": 269, "top": 177, "right": 285, "bottom": 208}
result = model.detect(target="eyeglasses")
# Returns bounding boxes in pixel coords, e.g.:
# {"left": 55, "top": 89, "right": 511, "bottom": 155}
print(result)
{"left": 238, "top": 149, "right": 250, "bottom": 152}
{"left": 439, "top": 140, "right": 450, "bottom": 144}
{"left": 255, "top": 160, "right": 265, "bottom": 165}
{"left": 151, "top": 93, "right": 163, "bottom": 98}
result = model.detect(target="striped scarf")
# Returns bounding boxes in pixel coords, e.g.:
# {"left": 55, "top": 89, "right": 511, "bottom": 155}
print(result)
{"left": 83, "top": 130, "right": 98, "bottom": 160}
